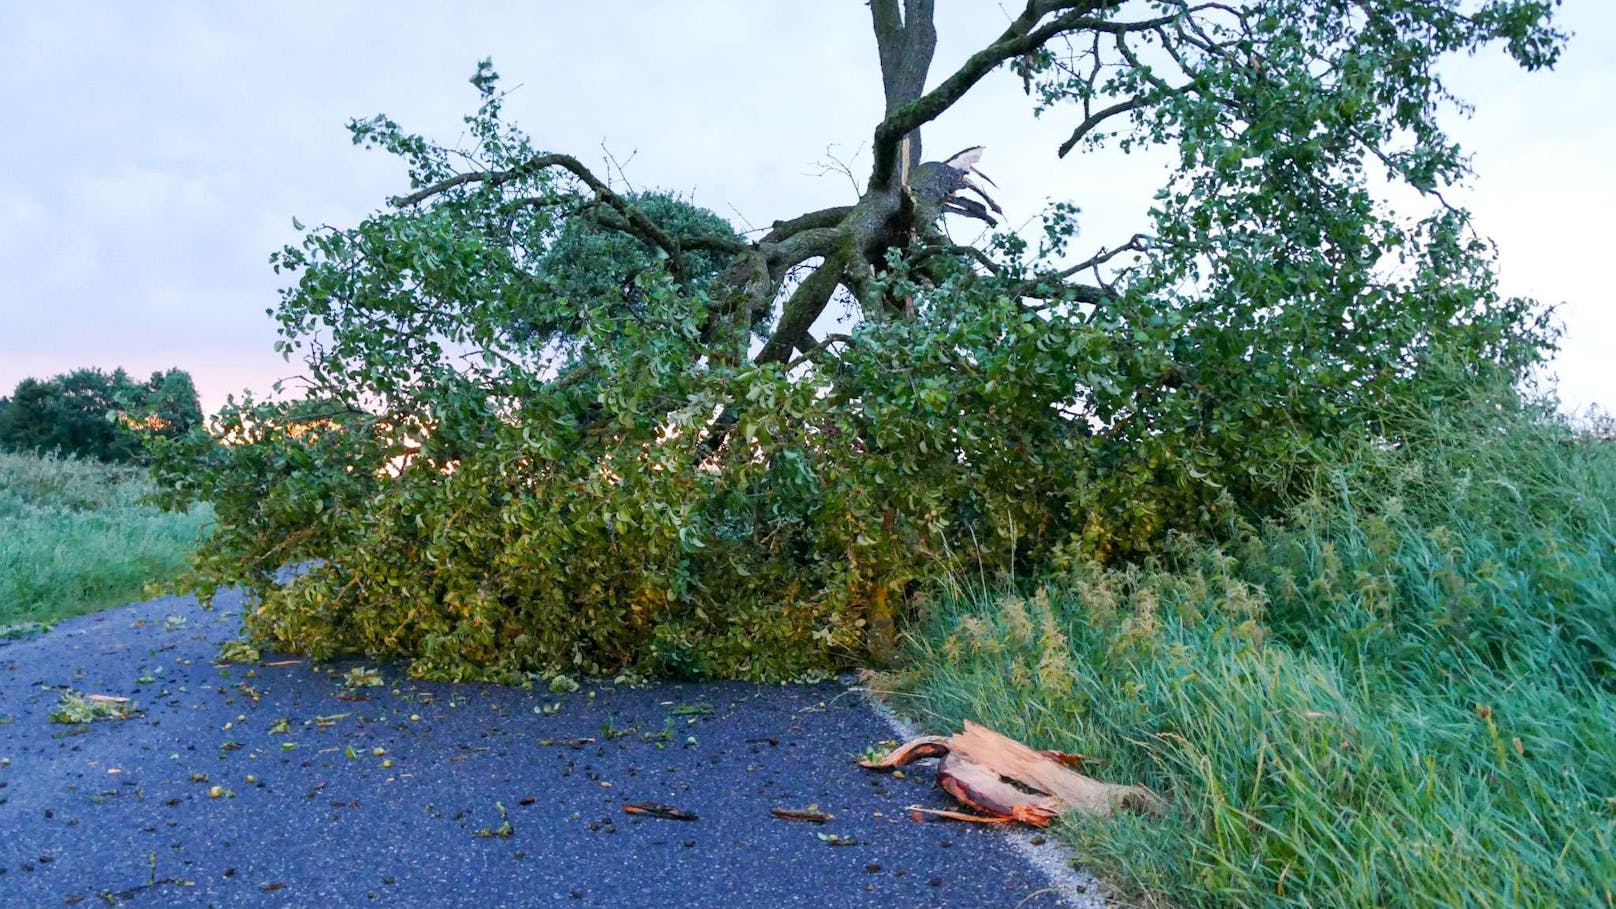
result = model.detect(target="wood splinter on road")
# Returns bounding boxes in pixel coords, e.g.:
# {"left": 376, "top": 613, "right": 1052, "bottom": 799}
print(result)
{"left": 771, "top": 807, "right": 834, "bottom": 823}
{"left": 623, "top": 802, "right": 699, "bottom": 821}
{"left": 861, "top": 720, "right": 1165, "bottom": 826}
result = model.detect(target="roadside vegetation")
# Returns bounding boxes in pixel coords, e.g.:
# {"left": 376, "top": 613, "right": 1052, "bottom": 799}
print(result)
{"left": 0, "top": 451, "right": 212, "bottom": 630}
{"left": 880, "top": 373, "right": 1616, "bottom": 908}
{"left": 122, "top": 5, "right": 1601, "bottom": 904}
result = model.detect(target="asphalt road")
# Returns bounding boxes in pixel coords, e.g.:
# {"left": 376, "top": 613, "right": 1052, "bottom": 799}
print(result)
{"left": 0, "top": 590, "right": 1100, "bottom": 907}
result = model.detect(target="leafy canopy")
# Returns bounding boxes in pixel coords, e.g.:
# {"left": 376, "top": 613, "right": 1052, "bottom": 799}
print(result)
{"left": 155, "top": 1, "right": 1563, "bottom": 681}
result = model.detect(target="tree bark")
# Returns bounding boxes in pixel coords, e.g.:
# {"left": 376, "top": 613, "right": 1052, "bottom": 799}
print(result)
{"left": 870, "top": 0, "right": 937, "bottom": 173}
{"left": 387, "top": 4, "right": 1127, "bottom": 396}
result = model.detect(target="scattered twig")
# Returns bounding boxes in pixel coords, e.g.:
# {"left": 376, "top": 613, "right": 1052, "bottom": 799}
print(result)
{"left": 623, "top": 802, "right": 699, "bottom": 821}
{"left": 771, "top": 807, "right": 834, "bottom": 824}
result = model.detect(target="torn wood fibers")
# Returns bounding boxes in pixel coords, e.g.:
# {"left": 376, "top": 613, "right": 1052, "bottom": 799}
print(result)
{"left": 860, "top": 720, "right": 1165, "bottom": 826}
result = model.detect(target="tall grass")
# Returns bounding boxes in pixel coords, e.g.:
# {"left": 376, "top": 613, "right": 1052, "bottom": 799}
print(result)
{"left": 883, "top": 379, "right": 1616, "bottom": 908}
{"left": 0, "top": 451, "right": 212, "bottom": 628}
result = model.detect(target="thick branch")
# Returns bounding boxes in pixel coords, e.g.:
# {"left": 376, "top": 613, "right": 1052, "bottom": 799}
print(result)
{"left": 755, "top": 250, "right": 849, "bottom": 367}
{"left": 841, "top": 252, "right": 885, "bottom": 320}
{"left": 784, "top": 333, "right": 854, "bottom": 372}
{"left": 765, "top": 227, "right": 844, "bottom": 277}
{"left": 928, "top": 243, "right": 1002, "bottom": 275}
{"left": 678, "top": 234, "right": 751, "bottom": 255}
{"left": 871, "top": 0, "right": 937, "bottom": 170}
{"left": 871, "top": 0, "right": 908, "bottom": 100}
{"left": 870, "top": 2, "right": 1144, "bottom": 189}
{"left": 762, "top": 206, "right": 855, "bottom": 243}
{"left": 706, "top": 249, "right": 770, "bottom": 367}
{"left": 389, "top": 171, "right": 495, "bottom": 205}
{"left": 1008, "top": 235, "right": 1144, "bottom": 303}
{"left": 1017, "top": 281, "right": 1114, "bottom": 307}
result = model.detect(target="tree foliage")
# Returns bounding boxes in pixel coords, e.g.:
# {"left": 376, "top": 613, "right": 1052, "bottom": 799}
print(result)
{"left": 520, "top": 190, "right": 743, "bottom": 344}
{"left": 0, "top": 367, "right": 202, "bottom": 462}
{"left": 156, "top": 1, "right": 1564, "bottom": 681}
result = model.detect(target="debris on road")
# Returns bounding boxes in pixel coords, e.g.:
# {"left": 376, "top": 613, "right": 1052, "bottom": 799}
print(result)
{"left": 473, "top": 802, "right": 514, "bottom": 838}
{"left": 48, "top": 690, "right": 134, "bottom": 724}
{"left": 862, "top": 720, "right": 1164, "bottom": 825}
{"left": 539, "top": 737, "right": 596, "bottom": 748}
{"left": 622, "top": 802, "right": 699, "bottom": 821}
{"left": 770, "top": 807, "right": 833, "bottom": 823}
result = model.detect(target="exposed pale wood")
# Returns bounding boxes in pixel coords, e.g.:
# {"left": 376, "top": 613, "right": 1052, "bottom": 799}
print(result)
{"left": 862, "top": 719, "right": 1165, "bottom": 824}
{"left": 1036, "top": 749, "right": 1093, "bottom": 768}
{"left": 937, "top": 751, "right": 1059, "bottom": 826}
{"left": 906, "top": 805, "right": 1018, "bottom": 824}
{"left": 947, "top": 720, "right": 1165, "bottom": 816}
{"left": 770, "top": 807, "right": 834, "bottom": 823}
{"left": 858, "top": 735, "right": 950, "bottom": 769}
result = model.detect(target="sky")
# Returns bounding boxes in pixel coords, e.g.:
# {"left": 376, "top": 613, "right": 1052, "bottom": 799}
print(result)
{"left": 2, "top": 2, "right": 1611, "bottom": 416}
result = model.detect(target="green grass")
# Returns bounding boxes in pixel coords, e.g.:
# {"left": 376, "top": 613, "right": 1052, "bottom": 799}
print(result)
{"left": 0, "top": 451, "right": 212, "bottom": 629}
{"left": 882, "top": 382, "right": 1616, "bottom": 908}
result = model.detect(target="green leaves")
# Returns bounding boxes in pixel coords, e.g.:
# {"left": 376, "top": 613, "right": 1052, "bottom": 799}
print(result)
{"left": 0, "top": 367, "right": 203, "bottom": 463}
{"left": 152, "top": 8, "right": 1564, "bottom": 679}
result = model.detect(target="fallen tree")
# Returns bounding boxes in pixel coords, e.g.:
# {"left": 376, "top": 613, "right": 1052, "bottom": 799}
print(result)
{"left": 155, "top": 1, "right": 1563, "bottom": 681}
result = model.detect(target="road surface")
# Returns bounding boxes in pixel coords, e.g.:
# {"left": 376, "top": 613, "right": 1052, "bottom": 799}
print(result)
{"left": 0, "top": 590, "right": 1101, "bottom": 907}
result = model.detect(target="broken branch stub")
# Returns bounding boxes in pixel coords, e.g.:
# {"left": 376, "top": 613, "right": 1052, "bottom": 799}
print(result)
{"left": 938, "top": 751, "right": 1060, "bottom": 826}
{"left": 950, "top": 721, "right": 1165, "bottom": 816}
{"left": 862, "top": 720, "right": 1164, "bottom": 825}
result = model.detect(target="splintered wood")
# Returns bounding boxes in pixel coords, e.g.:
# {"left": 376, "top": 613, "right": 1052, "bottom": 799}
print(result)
{"left": 860, "top": 720, "right": 1164, "bottom": 826}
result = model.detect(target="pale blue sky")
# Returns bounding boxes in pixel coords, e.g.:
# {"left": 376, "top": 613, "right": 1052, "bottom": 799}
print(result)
{"left": 2, "top": 2, "right": 1610, "bottom": 414}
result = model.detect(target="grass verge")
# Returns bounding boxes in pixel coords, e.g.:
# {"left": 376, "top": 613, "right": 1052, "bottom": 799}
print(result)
{"left": 1, "top": 451, "right": 212, "bottom": 629}
{"left": 880, "top": 383, "right": 1616, "bottom": 908}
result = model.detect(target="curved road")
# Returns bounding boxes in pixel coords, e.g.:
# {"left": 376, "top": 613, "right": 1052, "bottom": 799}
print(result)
{"left": 0, "top": 590, "right": 1101, "bottom": 907}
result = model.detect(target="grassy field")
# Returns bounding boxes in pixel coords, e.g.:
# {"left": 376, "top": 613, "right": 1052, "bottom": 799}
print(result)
{"left": 882, "top": 383, "right": 1616, "bottom": 907}
{"left": 0, "top": 451, "right": 212, "bottom": 630}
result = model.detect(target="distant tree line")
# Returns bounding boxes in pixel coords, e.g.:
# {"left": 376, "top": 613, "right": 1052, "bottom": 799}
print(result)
{"left": 0, "top": 367, "right": 203, "bottom": 462}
